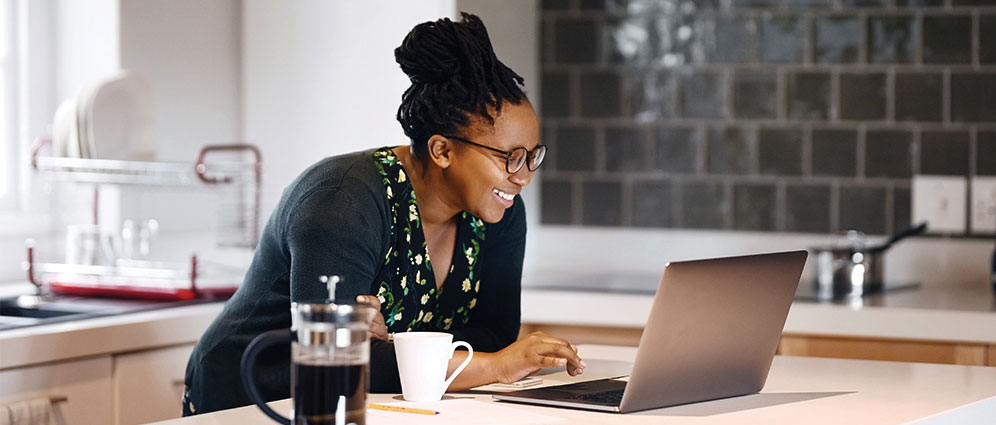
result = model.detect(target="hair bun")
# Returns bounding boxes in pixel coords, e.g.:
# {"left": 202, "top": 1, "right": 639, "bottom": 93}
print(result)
{"left": 395, "top": 14, "right": 485, "bottom": 84}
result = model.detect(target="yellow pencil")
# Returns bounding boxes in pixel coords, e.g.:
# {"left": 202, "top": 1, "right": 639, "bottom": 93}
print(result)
{"left": 368, "top": 403, "right": 439, "bottom": 415}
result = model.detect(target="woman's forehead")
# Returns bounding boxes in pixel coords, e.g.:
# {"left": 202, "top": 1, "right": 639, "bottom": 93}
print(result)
{"left": 468, "top": 102, "right": 539, "bottom": 149}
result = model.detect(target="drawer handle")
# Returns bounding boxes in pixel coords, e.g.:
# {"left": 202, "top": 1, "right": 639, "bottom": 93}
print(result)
{"left": 49, "top": 396, "right": 68, "bottom": 404}
{"left": 172, "top": 379, "right": 186, "bottom": 387}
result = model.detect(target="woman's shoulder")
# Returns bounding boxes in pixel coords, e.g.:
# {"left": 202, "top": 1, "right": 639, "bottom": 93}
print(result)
{"left": 281, "top": 147, "right": 389, "bottom": 208}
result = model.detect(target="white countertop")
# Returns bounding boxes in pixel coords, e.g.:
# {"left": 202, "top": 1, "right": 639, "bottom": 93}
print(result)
{"left": 150, "top": 344, "right": 996, "bottom": 425}
{"left": 2, "top": 282, "right": 994, "bottom": 371}
{"left": 0, "top": 301, "right": 224, "bottom": 369}
{"left": 521, "top": 286, "right": 996, "bottom": 344}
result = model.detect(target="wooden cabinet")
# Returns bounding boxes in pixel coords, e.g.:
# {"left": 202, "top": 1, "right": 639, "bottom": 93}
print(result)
{"left": 112, "top": 343, "right": 195, "bottom": 425}
{"left": 0, "top": 356, "right": 114, "bottom": 425}
{"left": 520, "top": 323, "right": 996, "bottom": 367}
{"left": 777, "top": 334, "right": 990, "bottom": 366}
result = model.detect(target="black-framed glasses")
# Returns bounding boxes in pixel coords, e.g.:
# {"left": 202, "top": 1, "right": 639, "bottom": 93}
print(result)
{"left": 444, "top": 135, "right": 547, "bottom": 174}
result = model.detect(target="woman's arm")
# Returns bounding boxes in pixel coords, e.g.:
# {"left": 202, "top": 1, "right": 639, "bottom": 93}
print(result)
{"left": 445, "top": 331, "right": 585, "bottom": 390}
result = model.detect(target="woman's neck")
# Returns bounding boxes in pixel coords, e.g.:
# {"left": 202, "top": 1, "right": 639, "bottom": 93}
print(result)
{"left": 392, "top": 146, "right": 460, "bottom": 228}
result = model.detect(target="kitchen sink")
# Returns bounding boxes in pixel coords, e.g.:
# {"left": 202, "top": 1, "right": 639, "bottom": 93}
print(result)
{"left": 0, "top": 294, "right": 222, "bottom": 331}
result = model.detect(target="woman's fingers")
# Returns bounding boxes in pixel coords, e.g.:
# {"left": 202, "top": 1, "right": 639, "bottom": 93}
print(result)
{"left": 356, "top": 295, "right": 389, "bottom": 341}
{"left": 536, "top": 342, "right": 586, "bottom": 373}
{"left": 538, "top": 356, "right": 569, "bottom": 369}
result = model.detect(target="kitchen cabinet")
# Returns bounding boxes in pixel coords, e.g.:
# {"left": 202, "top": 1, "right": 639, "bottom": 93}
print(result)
{"left": 776, "top": 334, "right": 989, "bottom": 366}
{"left": 0, "top": 356, "right": 114, "bottom": 425}
{"left": 113, "top": 343, "right": 194, "bottom": 425}
{"left": 519, "top": 323, "right": 643, "bottom": 347}
{"left": 519, "top": 323, "right": 996, "bottom": 366}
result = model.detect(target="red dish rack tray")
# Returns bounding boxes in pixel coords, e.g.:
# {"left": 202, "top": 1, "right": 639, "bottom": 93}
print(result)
{"left": 25, "top": 142, "right": 260, "bottom": 300}
{"left": 26, "top": 247, "right": 240, "bottom": 301}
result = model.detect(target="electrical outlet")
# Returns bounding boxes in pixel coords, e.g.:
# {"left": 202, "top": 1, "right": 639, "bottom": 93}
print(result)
{"left": 912, "top": 175, "right": 967, "bottom": 234}
{"left": 971, "top": 177, "right": 996, "bottom": 235}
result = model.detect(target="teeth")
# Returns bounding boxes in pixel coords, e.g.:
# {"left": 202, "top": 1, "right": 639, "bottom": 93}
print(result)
{"left": 493, "top": 189, "right": 514, "bottom": 201}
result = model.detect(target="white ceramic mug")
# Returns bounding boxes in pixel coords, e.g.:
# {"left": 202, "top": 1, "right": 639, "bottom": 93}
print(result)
{"left": 393, "top": 332, "right": 473, "bottom": 402}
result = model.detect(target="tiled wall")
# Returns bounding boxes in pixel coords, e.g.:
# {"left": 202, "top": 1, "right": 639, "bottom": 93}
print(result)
{"left": 538, "top": 0, "right": 996, "bottom": 235}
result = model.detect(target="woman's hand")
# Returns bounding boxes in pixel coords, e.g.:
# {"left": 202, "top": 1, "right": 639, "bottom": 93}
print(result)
{"left": 355, "top": 295, "right": 389, "bottom": 342}
{"left": 490, "top": 331, "right": 587, "bottom": 384}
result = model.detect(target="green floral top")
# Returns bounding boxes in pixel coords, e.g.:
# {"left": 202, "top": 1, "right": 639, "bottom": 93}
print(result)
{"left": 371, "top": 148, "right": 487, "bottom": 334}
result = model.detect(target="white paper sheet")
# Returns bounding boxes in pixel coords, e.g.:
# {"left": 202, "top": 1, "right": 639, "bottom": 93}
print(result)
{"left": 367, "top": 398, "right": 564, "bottom": 425}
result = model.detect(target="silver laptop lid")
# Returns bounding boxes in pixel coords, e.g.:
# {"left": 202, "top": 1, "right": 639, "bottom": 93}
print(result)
{"left": 619, "top": 250, "right": 807, "bottom": 413}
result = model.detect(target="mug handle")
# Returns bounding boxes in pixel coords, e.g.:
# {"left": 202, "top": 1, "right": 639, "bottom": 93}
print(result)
{"left": 442, "top": 341, "right": 474, "bottom": 392}
{"left": 240, "top": 329, "right": 292, "bottom": 425}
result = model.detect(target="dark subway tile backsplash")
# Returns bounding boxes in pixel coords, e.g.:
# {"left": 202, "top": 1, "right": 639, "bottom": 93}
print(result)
{"left": 977, "top": 131, "right": 996, "bottom": 176}
{"left": 840, "top": 73, "right": 887, "bottom": 121}
{"left": 981, "top": 16, "right": 996, "bottom": 64}
{"left": 839, "top": 185, "right": 887, "bottom": 235}
{"left": 813, "top": 17, "right": 860, "bottom": 64}
{"left": 734, "top": 71, "right": 777, "bottom": 119}
{"left": 581, "top": 180, "right": 622, "bottom": 226}
{"left": 734, "top": 183, "right": 777, "bottom": 231}
{"left": 761, "top": 16, "right": 805, "bottom": 63}
{"left": 605, "top": 126, "right": 647, "bottom": 172}
{"left": 758, "top": 128, "right": 803, "bottom": 175}
{"left": 580, "top": 72, "right": 622, "bottom": 117}
{"left": 951, "top": 74, "right": 996, "bottom": 123}
{"left": 922, "top": 16, "right": 973, "bottom": 64}
{"left": 655, "top": 126, "right": 699, "bottom": 174}
{"left": 787, "top": 72, "right": 831, "bottom": 120}
{"left": 553, "top": 125, "right": 596, "bottom": 171}
{"left": 555, "top": 19, "right": 600, "bottom": 64}
{"left": 707, "top": 127, "right": 753, "bottom": 175}
{"left": 785, "top": 185, "right": 831, "bottom": 233}
{"left": 541, "top": 179, "right": 573, "bottom": 225}
{"left": 895, "top": 73, "right": 942, "bottom": 122}
{"left": 682, "top": 180, "right": 729, "bottom": 229}
{"left": 812, "top": 129, "right": 857, "bottom": 177}
{"left": 679, "top": 72, "right": 726, "bottom": 118}
{"left": 631, "top": 180, "right": 674, "bottom": 228}
{"left": 711, "top": 17, "right": 759, "bottom": 63}
{"left": 541, "top": 71, "right": 571, "bottom": 118}
{"left": 920, "top": 131, "right": 970, "bottom": 176}
{"left": 865, "top": 130, "right": 913, "bottom": 178}
{"left": 867, "top": 16, "right": 917, "bottom": 64}
{"left": 540, "top": 1, "right": 994, "bottom": 236}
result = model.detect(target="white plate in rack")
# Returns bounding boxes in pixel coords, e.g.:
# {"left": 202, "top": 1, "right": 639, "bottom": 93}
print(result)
{"left": 77, "top": 70, "right": 157, "bottom": 161}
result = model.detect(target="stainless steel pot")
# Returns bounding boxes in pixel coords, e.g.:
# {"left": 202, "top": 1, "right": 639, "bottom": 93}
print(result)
{"left": 809, "top": 223, "right": 927, "bottom": 299}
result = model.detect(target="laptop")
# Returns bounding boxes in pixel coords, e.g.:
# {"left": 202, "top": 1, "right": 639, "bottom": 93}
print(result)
{"left": 493, "top": 250, "right": 807, "bottom": 413}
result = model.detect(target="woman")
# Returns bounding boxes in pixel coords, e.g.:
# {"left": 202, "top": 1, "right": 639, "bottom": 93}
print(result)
{"left": 182, "top": 12, "right": 585, "bottom": 416}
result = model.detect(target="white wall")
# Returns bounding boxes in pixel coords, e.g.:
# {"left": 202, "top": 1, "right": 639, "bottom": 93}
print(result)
{"left": 242, "top": 0, "right": 456, "bottom": 214}
{"left": 119, "top": 0, "right": 243, "bottom": 161}
{"left": 117, "top": 0, "right": 243, "bottom": 236}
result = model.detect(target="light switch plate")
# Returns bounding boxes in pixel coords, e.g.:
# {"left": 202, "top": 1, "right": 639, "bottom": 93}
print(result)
{"left": 912, "top": 175, "right": 967, "bottom": 234}
{"left": 970, "top": 177, "right": 996, "bottom": 235}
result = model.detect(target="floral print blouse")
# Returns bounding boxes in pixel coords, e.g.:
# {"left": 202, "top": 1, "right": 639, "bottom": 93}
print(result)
{"left": 371, "top": 148, "right": 486, "bottom": 334}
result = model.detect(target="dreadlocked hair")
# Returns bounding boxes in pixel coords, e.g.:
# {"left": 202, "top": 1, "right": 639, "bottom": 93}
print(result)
{"left": 395, "top": 12, "right": 527, "bottom": 161}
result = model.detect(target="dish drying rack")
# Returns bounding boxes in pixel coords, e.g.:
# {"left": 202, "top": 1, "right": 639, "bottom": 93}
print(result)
{"left": 24, "top": 140, "right": 262, "bottom": 300}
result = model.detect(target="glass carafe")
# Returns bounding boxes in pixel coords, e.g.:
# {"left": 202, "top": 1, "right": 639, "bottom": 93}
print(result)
{"left": 242, "top": 302, "right": 375, "bottom": 425}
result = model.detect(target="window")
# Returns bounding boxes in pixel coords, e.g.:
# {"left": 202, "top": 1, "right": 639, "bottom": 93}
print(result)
{"left": 0, "top": 0, "right": 15, "bottom": 211}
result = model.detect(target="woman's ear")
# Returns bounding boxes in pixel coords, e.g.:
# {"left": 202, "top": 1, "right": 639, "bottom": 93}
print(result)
{"left": 426, "top": 135, "right": 454, "bottom": 169}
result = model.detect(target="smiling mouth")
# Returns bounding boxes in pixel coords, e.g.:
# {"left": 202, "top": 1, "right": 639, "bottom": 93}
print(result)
{"left": 493, "top": 188, "right": 516, "bottom": 201}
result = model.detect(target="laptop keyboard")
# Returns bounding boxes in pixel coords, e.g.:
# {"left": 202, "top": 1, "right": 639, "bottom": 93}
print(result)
{"left": 565, "top": 388, "right": 625, "bottom": 405}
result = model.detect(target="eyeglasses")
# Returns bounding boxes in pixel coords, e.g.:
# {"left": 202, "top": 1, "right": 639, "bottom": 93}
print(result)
{"left": 444, "top": 135, "right": 547, "bottom": 174}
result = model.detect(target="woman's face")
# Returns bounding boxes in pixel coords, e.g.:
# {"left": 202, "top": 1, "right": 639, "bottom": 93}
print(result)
{"left": 446, "top": 101, "right": 540, "bottom": 224}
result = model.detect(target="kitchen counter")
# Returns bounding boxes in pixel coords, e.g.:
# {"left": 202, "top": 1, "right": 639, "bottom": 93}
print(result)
{"left": 521, "top": 273, "right": 996, "bottom": 345}
{"left": 0, "top": 299, "right": 224, "bottom": 370}
{"left": 522, "top": 287, "right": 996, "bottom": 344}
{"left": 2, "top": 281, "right": 994, "bottom": 371}
{"left": 151, "top": 344, "right": 996, "bottom": 425}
